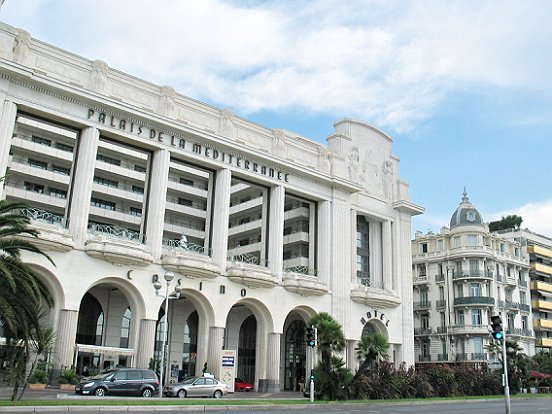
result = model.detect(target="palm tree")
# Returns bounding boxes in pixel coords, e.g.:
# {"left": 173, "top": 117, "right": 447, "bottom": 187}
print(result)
{"left": 355, "top": 332, "right": 389, "bottom": 375}
{"left": 0, "top": 199, "right": 54, "bottom": 399}
{"left": 307, "top": 312, "right": 346, "bottom": 363}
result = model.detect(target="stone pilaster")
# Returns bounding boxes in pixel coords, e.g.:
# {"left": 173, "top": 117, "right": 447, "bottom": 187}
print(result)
{"left": 145, "top": 149, "right": 170, "bottom": 259}
{"left": 268, "top": 185, "right": 285, "bottom": 278}
{"left": 317, "top": 200, "right": 331, "bottom": 284}
{"left": 383, "top": 220, "right": 393, "bottom": 291}
{"left": 135, "top": 318, "right": 157, "bottom": 369}
{"left": 207, "top": 326, "right": 225, "bottom": 379}
{"left": 54, "top": 309, "right": 79, "bottom": 369}
{"left": 0, "top": 100, "right": 17, "bottom": 198}
{"left": 210, "top": 169, "right": 231, "bottom": 268}
{"left": 347, "top": 339, "right": 358, "bottom": 372}
{"left": 258, "top": 332, "right": 281, "bottom": 392}
{"left": 68, "top": 126, "right": 99, "bottom": 247}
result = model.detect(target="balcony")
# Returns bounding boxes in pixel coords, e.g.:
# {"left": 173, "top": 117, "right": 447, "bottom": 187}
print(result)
{"left": 85, "top": 223, "right": 153, "bottom": 266}
{"left": 532, "top": 262, "right": 552, "bottom": 276}
{"left": 226, "top": 256, "right": 278, "bottom": 288}
{"left": 418, "top": 355, "right": 432, "bottom": 362}
{"left": 413, "top": 301, "right": 431, "bottom": 311}
{"left": 454, "top": 296, "right": 495, "bottom": 306}
{"left": 471, "top": 353, "right": 488, "bottom": 361}
{"left": 414, "top": 327, "right": 433, "bottom": 335}
{"left": 282, "top": 271, "right": 328, "bottom": 297}
{"left": 161, "top": 239, "right": 219, "bottom": 279}
{"left": 351, "top": 281, "right": 401, "bottom": 308}
{"left": 452, "top": 270, "right": 493, "bottom": 281}
{"left": 413, "top": 274, "right": 429, "bottom": 285}
{"left": 438, "top": 353, "right": 449, "bottom": 361}
{"left": 449, "top": 324, "right": 489, "bottom": 335}
{"left": 531, "top": 281, "right": 552, "bottom": 295}
{"left": 435, "top": 274, "right": 445, "bottom": 283}
{"left": 436, "top": 299, "right": 447, "bottom": 309}
{"left": 437, "top": 326, "right": 448, "bottom": 334}
{"left": 529, "top": 245, "right": 552, "bottom": 259}
{"left": 536, "top": 338, "right": 552, "bottom": 348}
{"left": 532, "top": 300, "right": 552, "bottom": 311}
{"left": 534, "top": 319, "right": 552, "bottom": 330}
{"left": 20, "top": 207, "right": 74, "bottom": 252}
{"left": 507, "top": 328, "right": 532, "bottom": 337}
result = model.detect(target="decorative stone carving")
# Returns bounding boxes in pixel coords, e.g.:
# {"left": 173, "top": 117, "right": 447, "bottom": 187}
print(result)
{"left": 382, "top": 160, "right": 394, "bottom": 200}
{"left": 317, "top": 147, "right": 331, "bottom": 173}
{"left": 13, "top": 29, "right": 30, "bottom": 65}
{"left": 272, "top": 129, "right": 287, "bottom": 158}
{"left": 219, "top": 109, "right": 236, "bottom": 139}
{"left": 90, "top": 60, "right": 108, "bottom": 94}
{"left": 159, "top": 86, "right": 175, "bottom": 118}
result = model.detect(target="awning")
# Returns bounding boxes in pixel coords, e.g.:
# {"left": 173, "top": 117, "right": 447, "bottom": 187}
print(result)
{"left": 529, "top": 370, "right": 552, "bottom": 379}
{"left": 75, "top": 344, "right": 134, "bottom": 356}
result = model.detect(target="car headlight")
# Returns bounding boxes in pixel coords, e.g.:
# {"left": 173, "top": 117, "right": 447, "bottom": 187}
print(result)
{"left": 82, "top": 383, "right": 93, "bottom": 389}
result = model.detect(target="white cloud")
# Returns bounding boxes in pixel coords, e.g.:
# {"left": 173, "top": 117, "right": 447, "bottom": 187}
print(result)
{"left": 3, "top": 0, "right": 552, "bottom": 133}
{"left": 489, "top": 200, "right": 552, "bottom": 238}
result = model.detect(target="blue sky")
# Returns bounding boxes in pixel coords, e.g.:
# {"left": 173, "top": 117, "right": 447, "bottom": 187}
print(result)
{"left": 2, "top": 0, "right": 551, "bottom": 236}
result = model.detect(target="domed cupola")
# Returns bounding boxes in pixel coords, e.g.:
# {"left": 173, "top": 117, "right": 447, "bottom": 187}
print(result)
{"left": 450, "top": 189, "right": 484, "bottom": 229}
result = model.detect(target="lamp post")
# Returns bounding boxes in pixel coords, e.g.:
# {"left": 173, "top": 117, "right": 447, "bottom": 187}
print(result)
{"left": 153, "top": 271, "right": 181, "bottom": 398}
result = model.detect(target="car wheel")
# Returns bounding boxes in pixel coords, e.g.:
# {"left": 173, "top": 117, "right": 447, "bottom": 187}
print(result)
{"left": 177, "top": 389, "right": 187, "bottom": 398}
{"left": 213, "top": 390, "right": 223, "bottom": 399}
{"left": 94, "top": 387, "right": 106, "bottom": 397}
{"left": 142, "top": 388, "right": 153, "bottom": 398}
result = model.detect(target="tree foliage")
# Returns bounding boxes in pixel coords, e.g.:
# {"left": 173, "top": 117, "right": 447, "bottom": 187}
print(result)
{"left": 489, "top": 215, "right": 523, "bottom": 232}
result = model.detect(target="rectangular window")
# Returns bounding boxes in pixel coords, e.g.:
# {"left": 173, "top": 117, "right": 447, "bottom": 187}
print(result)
{"left": 437, "top": 239, "right": 444, "bottom": 251}
{"left": 473, "top": 337, "right": 483, "bottom": 354}
{"left": 49, "top": 188, "right": 67, "bottom": 199}
{"left": 440, "top": 312, "right": 446, "bottom": 327}
{"left": 90, "top": 197, "right": 116, "bottom": 211}
{"left": 439, "top": 286, "right": 445, "bottom": 300}
{"left": 456, "top": 310, "right": 465, "bottom": 326}
{"left": 132, "top": 185, "right": 144, "bottom": 194}
{"left": 471, "top": 309, "right": 482, "bottom": 325}
{"left": 24, "top": 181, "right": 44, "bottom": 193}
{"left": 453, "top": 236, "right": 461, "bottom": 248}
{"left": 470, "top": 282, "right": 481, "bottom": 297}
{"left": 93, "top": 175, "right": 118, "bottom": 188}
{"left": 96, "top": 153, "right": 121, "bottom": 166}
{"left": 31, "top": 136, "right": 51, "bottom": 146}
{"left": 129, "top": 207, "right": 142, "bottom": 217}
{"left": 467, "top": 234, "right": 477, "bottom": 246}
{"left": 421, "top": 243, "right": 428, "bottom": 253}
{"left": 52, "top": 165, "right": 70, "bottom": 175}
{"left": 134, "top": 164, "right": 146, "bottom": 173}
{"left": 28, "top": 158, "right": 48, "bottom": 170}
{"left": 178, "top": 198, "right": 193, "bottom": 207}
{"left": 55, "top": 142, "right": 74, "bottom": 152}
{"left": 180, "top": 178, "right": 194, "bottom": 186}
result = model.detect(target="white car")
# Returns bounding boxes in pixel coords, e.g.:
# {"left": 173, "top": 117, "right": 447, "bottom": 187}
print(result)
{"left": 163, "top": 376, "right": 228, "bottom": 398}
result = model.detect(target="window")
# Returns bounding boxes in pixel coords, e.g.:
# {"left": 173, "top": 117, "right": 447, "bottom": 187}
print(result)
{"left": 49, "top": 188, "right": 67, "bottom": 199}
{"left": 421, "top": 243, "right": 428, "bottom": 253}
{"left": 134, "top": 164, "right": 146, "bottom": 173}
{"left": 24, "top": 181, "right": 44, "bottom": 193}
{"left": 473, "top": 337, "right": 483, "bottom": 354}
{"left": 28, "top": 158, "right": 48, "bottom": 170}
{"left": 469, "top": 259, "right": 479, "bottom": 274}
{"left": 420, "top": 288, "right": 429, "bottom": 303}
{"left": 453, "top": 236, "right": 461, "bottom": 248}
{"left": 97, "top": 153, "right": 121, "bottom": 166}
{"left": 456, "top": 310, "right": 465, "bottom": 326}
{"left": 440, "top": 312, "right": 446, "bottom": 327}
{"left": 129, "top": 207, "right": 142, "bottom": 217}
{"left": 91, "top": 198, "right": 116, "bottom": 211}
{"left": 178, "top": 198, "right": 193, "bottom": 207}
{"left": 470, "top": 282, "right": 481, "bottom": 297}
{"left": 439, "top": 286, "right": 445, "bottom": 300}
{"left": 120, "top": 307, "right": 131, "bottom": 348}
{"left": 421, "top": 314, "right": 430, "bottom": 329}
{"left": 522, "top": 316, "right": 528, "bottom": 331}
{"left": 31, "top": 136, "right": 51, "bottom": 146}
{"left": 180, "top": 178, "right": 194, "bottom": 186}
{"left": 132, "top": 185, "right": 144, "bottom": 194}
{"left": 471, "top": 309, "right": 482, "bottom": 325}
{"left": 55, "top": 142, "right": 74, "bottom": 152}
{"left": 520, "top": 292, "right": 526, "bottom": 305}
{"left": 467, "top": 234, "right": 477, "bottom": 246}
{"left": 94, "top": 175, "right": 118, "bottom": 188}
{"left": 52, "top": 165, "right": 70, "bottom": 175}
{"left": 437, "top": 239, "right": 444, "bottom": 251}
{"left": 356, "top": 215, "right": 370, "bottom": 278}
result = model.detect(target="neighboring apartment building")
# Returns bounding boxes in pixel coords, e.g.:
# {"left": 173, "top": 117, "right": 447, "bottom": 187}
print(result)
{"left": 412, "top": 191, "right": 534, "bottom": 365}
{"left": 0, "top": 22, "right": 423, "bottom": 391}
{"left": 499, "top": 228, "right": 552, "bottom": 352}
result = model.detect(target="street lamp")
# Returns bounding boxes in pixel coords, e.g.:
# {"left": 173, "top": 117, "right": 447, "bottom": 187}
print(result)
{"left": 153, "top": 271, "right": 181, "bottom": 398}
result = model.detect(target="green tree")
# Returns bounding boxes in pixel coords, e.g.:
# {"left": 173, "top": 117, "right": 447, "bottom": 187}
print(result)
{"left": 307, "top": 312, "right": 346, "bottom": 363}
{"left": 355, "top": 332, "right": 389, "bottom": 375}
{"left": 489, "top": 215, "right": 523, "bottom": 232}
{"left": 0, "top": 199, "right": 54, "bottom": 400}
{"left": 485, "top": 338, "right": 528, "bottom": 393}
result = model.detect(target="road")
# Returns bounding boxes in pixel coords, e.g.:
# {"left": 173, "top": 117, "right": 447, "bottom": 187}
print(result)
{"left": 1, "top": 398, "right": 551, "bottom": 413}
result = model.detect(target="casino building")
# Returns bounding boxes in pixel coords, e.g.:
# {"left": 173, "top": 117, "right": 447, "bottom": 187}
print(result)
{"left": 0, "top": 22, "right": 423, "bottom": 391}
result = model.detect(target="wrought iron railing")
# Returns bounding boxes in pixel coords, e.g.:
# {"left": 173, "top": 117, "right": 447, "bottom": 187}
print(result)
{"left": 283, "top": 266, "right": 318, "bottom": 277}
{"left": 20, "top": 207, "right": 69, "bottom": 228}
{"left": 88, "top": 223, "right": 145, "bottom": 243}
{"left": 162, "top": 239, "right": 211, "bottom": 256}
{"left": 227, "top": 254, "right": 268, "bottom": 267}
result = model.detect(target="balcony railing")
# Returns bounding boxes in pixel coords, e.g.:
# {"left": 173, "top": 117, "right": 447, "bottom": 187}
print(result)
{"left": 436, "top": 299, "right": 447, "bottom": 309}
{"left": 357, "top": 274, "right": 384, "bottom": 289}
{"left": 418, "top": 355, "right": 432, "bottom": 362}
{"left": 21, "top": 207, "right": 69, "bottom": 228}
{"left": 227, "top": 253, "right": 268, "bottom": 267}
{"left": 284, "top": 266, "right": 318, "bottom": 277}
{"left": 452, "top": 270, "right": 493, "bottom": 280}
{"left": 437, "top": 326, "right": 448, "bottom": 334}
{"left": 161, "top": 238, "right": 211, "bottom": 256}
{"left": 438, "top": 353, "right": 449, "bottom": 361}
{"left": 88, "top": 223, "right": 145, "bottom": 243}
{"left": 414, "top": 327, "right": 433, "bottom": 335}
{"left": 507, "top": 328, "right": 532, "bottom": 337}
{"left": 471, "top": 353, "right": 487, "bottom": 360}
{"left": 413, "top": 301, "right": 431, "bottom": 310}
{"left": 456, "top": 353, "right": 468, "bottom": 361}
{"left": 435, "top": 274, "right": 445, "bottom": 283}
{"left": 518, "top": 279, "right": 528, "bottom": 287}
{"left": 519, "top": 303, "right": 531, "bottom": 312}
{"left": 454, "top": 296, "right": 495, "bottom": 306}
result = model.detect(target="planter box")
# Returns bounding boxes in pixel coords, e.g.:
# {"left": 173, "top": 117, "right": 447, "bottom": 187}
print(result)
{"left": 28, "top": 383, "right": 47, "bottom": 390}
{"left": 59, "top": 383, "right": 76, "bottom": 390}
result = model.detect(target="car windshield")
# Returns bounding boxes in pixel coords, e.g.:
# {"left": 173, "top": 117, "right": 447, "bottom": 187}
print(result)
{"left": 179, "top": 377, "right": 197, "bottom": 385}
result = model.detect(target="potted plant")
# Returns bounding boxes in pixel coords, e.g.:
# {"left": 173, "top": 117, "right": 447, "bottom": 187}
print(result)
{"left": 58, "top": 368, "right": 78, "bottom": 390}
{"left": 28, "top": 368, "right": 48, "bottom": 389}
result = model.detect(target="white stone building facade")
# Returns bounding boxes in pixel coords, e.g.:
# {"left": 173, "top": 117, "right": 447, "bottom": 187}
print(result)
{"left": 0, "top": 22, "right": 423, "bottom": 391}
{"left": 412, "top": 192, "right": 535, "bottom": 365}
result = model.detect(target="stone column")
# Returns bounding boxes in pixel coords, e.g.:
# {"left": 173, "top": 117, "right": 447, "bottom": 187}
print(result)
{"left": 258, "top": 332, "right": 281, "bottom": 392}
{"left": 207, "top": 326, "right": 225, "bottom": 379}
{"left": 383, "top": 220, "right": 393, "bottom": 291}
{"left": 68, "top": 126, "right": 99, "bottom": 247}
{"left": 347, "top": 339, "right": 358, "bottom": 372}
{"left": 145, "top": 149, "right": 170, "bottom": 259}
{"left": 210, "top": 169, "right": 231, "bottom": 268}
{"left": 317, "top": 200, "right": 331, "bottom": 284}
{"left": 0, "top": 100, "right": 17, "bottom": 198}
{"left": 135, "top": 319, "right": 157, "bottom": 369}
{"left": 54, "top": 309, "right": 79, "bottom": 370}
{"left": 268, "top": 185, "right": 285, "bottom": 278}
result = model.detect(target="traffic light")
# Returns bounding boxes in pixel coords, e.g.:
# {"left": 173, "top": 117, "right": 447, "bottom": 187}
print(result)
{"left": 306, "top": 327, "right": 316, "bottom": 347}
{"left": 490, "top": 315, "right": 504, "bottom": 340}
{"left": 309, "top": 369, "right": 315, "bottom": 380}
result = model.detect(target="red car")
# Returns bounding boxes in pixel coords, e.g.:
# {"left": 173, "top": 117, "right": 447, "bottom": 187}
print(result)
{"left": 234, "top": 378, "right": 253, "bottom": 392}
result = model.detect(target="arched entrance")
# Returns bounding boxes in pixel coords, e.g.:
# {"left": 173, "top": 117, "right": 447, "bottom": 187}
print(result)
{"left": 283, "top": 319, "right": 306, "bottom": 391}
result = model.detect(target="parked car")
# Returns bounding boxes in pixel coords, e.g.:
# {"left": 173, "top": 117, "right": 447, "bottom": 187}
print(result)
{"left": 163, "top": 376, "right": 228, "bottom": 398}
{"left": 234, "top": 377, "right": 253, "bottom": 392}
{"left": 75, "top": 368, "right": 159, "bottom": 397}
